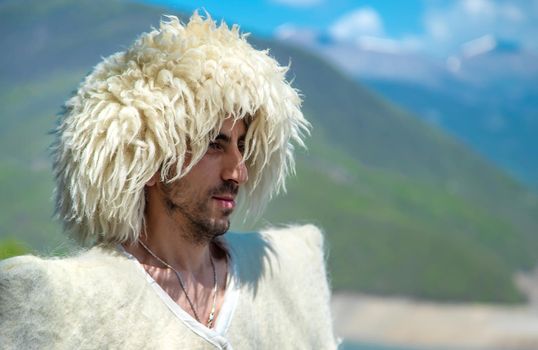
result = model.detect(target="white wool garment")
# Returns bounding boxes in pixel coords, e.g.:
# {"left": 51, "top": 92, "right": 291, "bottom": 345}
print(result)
{"left": 51, "top": 13, "right": 310, "bottom": 245}
{"left": 0, "top": 225, "right": 337, "bottom": 349}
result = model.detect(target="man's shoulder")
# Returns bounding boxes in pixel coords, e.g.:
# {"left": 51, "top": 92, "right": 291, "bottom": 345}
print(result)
{"left": 1, "top": 246, "right": 126, "bottom": 273}
{"left": 226, "top": 224, "right": 326, "bottom": 262}
{"left": 225, "top": 224, "right": 329, "bottom": 285}
{"left": 0, "top": 246, "right": 135, "bottom": 296}
{"left": 0, "top": 254, "right": 52, "bottom": 289}
{"left": 227, "top": 223, "right": 324, "bottom": 244}
{"left": 260, "top": 223, "right": 325, "bottom": 254}
{"left": 0, "top": 247, "right": 143, "bottom": 347}
{"left": 0, "top": 254, "right": 60, "bottom": 345}
{"left": 262, "top": 224, "right": 327, "bottom": 275}
{"left": 0, "top": 248, "right": 179, "bottom": 349}
{"left": 225, "top": 225, "right": 337, "bottom": 348}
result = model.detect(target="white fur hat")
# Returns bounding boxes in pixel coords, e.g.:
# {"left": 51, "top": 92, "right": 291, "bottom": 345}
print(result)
{"left": 51, "top": 13, "right": 309, "bottom": 244}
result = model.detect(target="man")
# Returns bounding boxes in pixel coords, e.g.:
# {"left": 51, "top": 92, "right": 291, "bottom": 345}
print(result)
{"left": 0, "top": 13, "right": 337, "bottom": 349}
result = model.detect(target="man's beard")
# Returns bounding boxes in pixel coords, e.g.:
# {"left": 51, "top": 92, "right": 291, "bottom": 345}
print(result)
{"left": 161, "top": 180, "right": 238, "bottom": 246}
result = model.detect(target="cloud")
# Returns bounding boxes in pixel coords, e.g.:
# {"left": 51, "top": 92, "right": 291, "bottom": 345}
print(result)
{"left": 355, "top": 35, "right": 422, "bottom": 54}
{"left": 325, "top": 8, "right": 424, "bottom": 55}
{"left": 274, "top": 23, "right": 319, "bottom": 44}
{"left": 273, "top": 0, "right": 538, "bottom": 66}
{"left": 461, "top": 34, "right": 497, "bottom": 58}
{"left": 329, "top": 7, "right": 383, "bottom": 41}
{"left": 462, "top": 0, "right": 496, "bottom": 16}
{"left": 422, "top": 0, "right": 536, "bottom": 55}
{"left": 424, "top": 16, "right": 451, "bottom": 41}
{"left": 498, "top": 3, "right": 525, "bottom": 22}
{"left": 271, "top": 0, "right": 322, "bottom": 7}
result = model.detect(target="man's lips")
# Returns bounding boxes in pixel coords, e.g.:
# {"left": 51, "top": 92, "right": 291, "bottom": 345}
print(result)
{"left": 212, "top": 195, "right": 236, "bottom": 209}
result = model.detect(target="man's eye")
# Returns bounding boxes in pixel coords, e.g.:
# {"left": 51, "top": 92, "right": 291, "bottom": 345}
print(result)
{"left": 238, "top": 142, "right": 246, "bottom": 155}
{"left": 209, "top": 142, "right": 223, "bottom": 151}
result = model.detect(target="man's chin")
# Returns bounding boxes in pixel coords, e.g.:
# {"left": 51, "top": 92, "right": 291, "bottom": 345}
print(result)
{"left": 212, "top": 217, "right": 230, "bottom": 236}
{"left": 210, "top": 206, "right": 234, "bottom": 227}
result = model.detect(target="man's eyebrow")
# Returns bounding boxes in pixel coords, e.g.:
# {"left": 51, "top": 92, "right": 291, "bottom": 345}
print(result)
{"left": 214, "top": 133, "right": 246, "bottom": 143}
{"left": 215, "top": 133, "right": 231, "bottom": 143}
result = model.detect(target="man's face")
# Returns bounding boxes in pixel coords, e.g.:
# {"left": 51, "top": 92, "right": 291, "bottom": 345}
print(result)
{"left": 157, "top": 118, "right": 248, "bottom": 244}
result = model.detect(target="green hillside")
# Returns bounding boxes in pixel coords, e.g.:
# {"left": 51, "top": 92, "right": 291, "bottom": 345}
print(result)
{"left": 0, "top": 238, "right": 30, "bottom": 260}
{"left": 0, "top": 0, "right": 536, "bottom": 302}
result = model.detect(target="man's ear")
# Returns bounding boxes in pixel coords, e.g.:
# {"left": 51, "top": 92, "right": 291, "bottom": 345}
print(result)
{"left": 146, "top": 172, "right": 159, "bottom": 187}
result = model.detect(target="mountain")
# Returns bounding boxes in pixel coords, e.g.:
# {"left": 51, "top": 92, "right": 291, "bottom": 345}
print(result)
{"left": 363, "top": 74, "right": 538, "bottom": 191}
{"left": 286, "top": 34, "right": 538, "bottom": 191}
{"left": 370, "top": 43, "right": 538, "bottom": 189}
{"left": 1, "top": 0, "right": 537, "bottom": 302}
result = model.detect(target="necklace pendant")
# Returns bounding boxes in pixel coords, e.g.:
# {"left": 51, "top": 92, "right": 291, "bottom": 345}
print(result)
{"left": 207, "top": 311, "right": 215, "bottom": 328}
{"left": 139, "top": 241, "right": 218, "bottom": 328}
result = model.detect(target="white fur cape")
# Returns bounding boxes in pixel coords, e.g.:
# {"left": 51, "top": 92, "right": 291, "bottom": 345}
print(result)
{"left": 0, "top": 225, "right": 337, "bottom": 349}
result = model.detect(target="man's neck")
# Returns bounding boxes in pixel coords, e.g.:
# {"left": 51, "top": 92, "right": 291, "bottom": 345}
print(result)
{"left": 138, "top": 212, "right": 213, "bottom": 276}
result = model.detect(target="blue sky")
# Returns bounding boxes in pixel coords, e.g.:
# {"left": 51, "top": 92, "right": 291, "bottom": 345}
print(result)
{"left": 142, "top": 0, "right": 425, "bottom": 37}
{"left": 141, "top": 0, "right": 538, "bottom": 57}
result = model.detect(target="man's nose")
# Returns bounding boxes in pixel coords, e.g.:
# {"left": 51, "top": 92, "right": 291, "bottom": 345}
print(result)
{"left": 222, "top": 147, "right": 248, "bottom": 185}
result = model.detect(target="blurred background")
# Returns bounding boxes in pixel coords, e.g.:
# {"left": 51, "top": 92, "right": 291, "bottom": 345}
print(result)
{"left": 1, "top": 0, "right": 537, "bottom": 349}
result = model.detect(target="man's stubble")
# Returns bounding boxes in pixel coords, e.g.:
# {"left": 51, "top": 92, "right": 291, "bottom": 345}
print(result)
{"left": 161, "top": 180, "right": 238, "bottom": 246}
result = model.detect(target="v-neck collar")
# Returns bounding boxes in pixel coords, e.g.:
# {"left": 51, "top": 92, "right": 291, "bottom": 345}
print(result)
{"left": 117, "top": 244, "right": 240, "bottom": 349}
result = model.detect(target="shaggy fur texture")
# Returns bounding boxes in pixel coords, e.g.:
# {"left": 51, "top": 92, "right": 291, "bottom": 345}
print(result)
{"left": 0, "top": 225, "right": 337, "bottom": 349}
{"left": 51, "top": 13, "right": 309, "bottom": 244}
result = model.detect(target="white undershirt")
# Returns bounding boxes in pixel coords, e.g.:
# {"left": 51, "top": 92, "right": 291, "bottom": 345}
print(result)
{"left": 117, "top": 245, "right": 240, "bottom": 349}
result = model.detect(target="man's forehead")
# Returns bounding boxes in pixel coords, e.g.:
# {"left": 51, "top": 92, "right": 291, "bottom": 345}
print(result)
{"left": 217, "top": 118, "right": 247, "bottom": 138}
